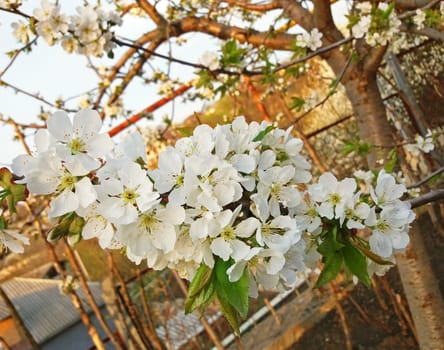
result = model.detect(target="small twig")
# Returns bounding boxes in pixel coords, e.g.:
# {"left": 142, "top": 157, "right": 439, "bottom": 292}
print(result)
{"left": 329, "top": 283, "right": 352, "bottom": 350}
{"left": 407, "top": 166, "right": 444, "bottom": 189}
{"left": 0, "top": 38, "right": 37, "bottom": 80}
{"left": 114, "top": 35, "right": 354, "bottom": 77}
{"left": 285, "top": 55, "right": 352, "bottom": 128}
{"left": 6, "top": 118, "right": 31, "bottom": 155}
{"left": 372, "top": 277, "right": 389, "bottom": 311}
{"left": 0, "top": 79, "right": 75, "bottom": 111}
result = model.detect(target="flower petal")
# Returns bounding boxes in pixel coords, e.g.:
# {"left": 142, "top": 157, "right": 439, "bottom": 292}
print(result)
{"left": 48, "top": 190, "right": 79, "bottom": 218}
{"left": 210, "top": 237, "right": 232, "bottom": 261}
{"left": 47, "top": 111, "right": 72, "bottom": 141}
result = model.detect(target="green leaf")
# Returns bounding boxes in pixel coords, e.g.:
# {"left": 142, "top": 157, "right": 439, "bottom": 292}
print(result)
{"left": 0, "top": 216, "right": 6, "bottom": 230}
{"left": 0, "top": 168, "right": 28, "bottom": 213}
{"left": 341, "top": 140, "right": 372, "bottom": 156}
{"left": 185, "top": 264, "right": 215, "bottom": 314}
{"left": 317, "top": 226, "right": 344, "bottom": 256}
{"left": 221, "top": 39, "right": 245, "bottom": 66}
{"left": 215, "top": 259, "right": 249, "bottom": 318}
{"left": 252, "top": 125, "right": 275, "bottom": 142}
{"left": 342, "top": 241, "right": 371, "bottom": 287}
{"left": 314, "top": 252, "right": 343, "bottom": 288}
{"left": 383, "top": 149, "right": 397, "bottom": 173}
{"left": 217, "top": 289, "right": 241, "bottom": 336}
{"left": 289, "top": 96, "right": 305, "bottom": 111}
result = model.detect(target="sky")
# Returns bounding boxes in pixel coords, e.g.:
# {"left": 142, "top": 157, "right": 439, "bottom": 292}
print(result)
{"left": 0, "top": 1, "right": 349, "bottom": 165}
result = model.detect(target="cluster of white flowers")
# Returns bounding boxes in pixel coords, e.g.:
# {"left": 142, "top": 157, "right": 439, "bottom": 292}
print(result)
{"left": 12, "top": 111, "right": 416, "bottom": 295}
{"left": 311, "top": 171, "right": 415, "bottom": 260}
{"left": 0, "top": 0, "right": 20, "bottom": 9}
{"left": 413, "top": 9, "right": 426, "bottom": 30}
{"left": 405, "top": 129, "right": 435, "bottom": 157}
{"left": 10, "top": 0, "right": 121, "bottom": 56}
{"left": 350, "top": 2, "right": 401, "bottom": 46}
{"left": 295, "top": 28, "right": 323, "bottom": 51}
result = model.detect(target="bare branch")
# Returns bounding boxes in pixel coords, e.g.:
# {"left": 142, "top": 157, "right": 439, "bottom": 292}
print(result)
{"left": 101, "top": 39, "right": 163, "bottom": 118}
{"left": 410, "top": 189, "right": 444, "bottom": 208}
{"left": 93, "top": 29, "right": 160, "bottom": 109}
{"left": 224, "top": 0, "right": 281, "bottom": 12}
{"left": 270, "top": 37, "right": 353, "bottom": 73}
{"left": 176, "top": 16, "right": 296, "bottom": 49}
{"left": 0, "top": 38, "right": 37, "bottom": 80}
{"left": 407, "top": 166, "right": 444, "bottom": 189}
{"left": 0, "top": 79, "right": 75, "bottom": 111}
{"left": 284, "top": 55, "right": 352, "bottom": 128}
{"left": 409, "top": 27, "right": 444, "bottom": 41}
{"left": 395, "top": 0, "right": 436, "bottom": 9}
{"left": 312, "top": 0, "right": 344, "bottom": 42}
{"left": 136, "top": 0, "right": 166, "bottom": 26}
{"left": 398, "top": 0, "right": 442, "bottom": 18}
{"left": 278, "top": 0, "right": 315, "bottom": 30}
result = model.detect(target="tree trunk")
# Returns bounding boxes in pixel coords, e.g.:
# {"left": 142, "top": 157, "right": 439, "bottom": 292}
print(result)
{"left": 333, "top": 61, "right": 444, "bottom": 350}
{"left": 343, "top": 70, "right": 394, "bottom": 167}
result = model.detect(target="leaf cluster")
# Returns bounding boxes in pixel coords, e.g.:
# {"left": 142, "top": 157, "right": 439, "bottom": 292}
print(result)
{"left": 185, "top": 258, "right": 249, "bottom": 335}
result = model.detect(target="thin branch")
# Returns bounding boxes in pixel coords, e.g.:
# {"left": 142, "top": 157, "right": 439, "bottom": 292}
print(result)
{"left": 270, "top": 37, "right": 353, "bottom": 74}
{"left": 285, "top": 55, "right": 352, "bottom": 128}
{"left": 0, "top": 79, "right": 75, "bottom": 112}
{"left": 410, "top": 189, "right": 444, "bottom": 208}
{"left": 115, "top": 34, "right": 353, "bottom": 77}
{"left": 0, "top": 7, "right": 32, "bottom": 19}
{"left": 395, "top": 0, "right": 436, "bottom": 9}
{"left": 0, "top": 117, "right": 45, "bottom": 130}
{"left": 407, "top": 166, "right": 444, "bottom": 189}
{"left": 93, "top": 29, "right": 160, "bottom": 109}
{"left": 101, "top": 39, "right": 163, "bottom": 118}
{"left": 306, "top": 114, "right": 354, "bottom": 138}
{"left": 7, "top": 118, "right": 31, "bottom": 155}
{"left": 64, "top": 242, "right": 126, "bottom": 350}
{"left": 409, "top": 27, "right": 444, "bottom": 41}
{"left": 398, "top": 0, "right": 441, "bottom": 18}
{"left": 113, "top": 37, "right": 208, "bottom": 70}
{"left": 0, "top": 38, "right": 37, "bottom": 80}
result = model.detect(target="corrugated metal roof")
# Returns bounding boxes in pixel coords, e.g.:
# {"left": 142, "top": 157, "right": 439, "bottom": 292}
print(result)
{"left": 0, "top": 277, "right": 104, "bottom": 344}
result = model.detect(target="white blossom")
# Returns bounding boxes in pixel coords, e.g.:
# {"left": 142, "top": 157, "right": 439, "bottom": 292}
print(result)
{"left": 11, "top": 21, "right": 32, "bottom": 44}
{"left": 0, "top": 228, "right": 30, "bottom": 254}
{"left": 200, "top": 51, "right": 220, "bottom": 70}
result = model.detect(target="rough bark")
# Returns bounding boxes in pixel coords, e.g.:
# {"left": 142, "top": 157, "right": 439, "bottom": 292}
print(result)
{"left": 395, "top": 219, "right": 444, "bottom": 350}
{"left": 342, "top": 70, "right": 394, "bottom": 167}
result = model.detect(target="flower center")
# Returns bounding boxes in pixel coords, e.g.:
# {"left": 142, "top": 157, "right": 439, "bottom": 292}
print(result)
{"left": 221, "top": 226, "right": 235, "bottom": 241}
{"left": 271, "top": 184, "right": 281, "bottom": 199}
{"left": 122, "top": 189, "right": 138, "bottom": 204}
{"left": 329, "top": 193, "right": 341, "bottom": 205}
{"left": 140, "top": 213, "right": 158, "bottom": 230}
{"left": 376, "top": 221, "right": 389, "bottom": 232}
{"left": 58, "top": 173, "right": 77, "bottom": 191}
{"left": 69, "top": 137, "right": 86, "bottom": 155}
{"left": 175, "top": 174, "right": 184, "bottom": 186}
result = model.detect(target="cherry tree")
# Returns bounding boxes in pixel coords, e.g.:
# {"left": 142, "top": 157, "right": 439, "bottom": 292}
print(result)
{"left": 1, "top": 1, "right": 444, "bottom": 349}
